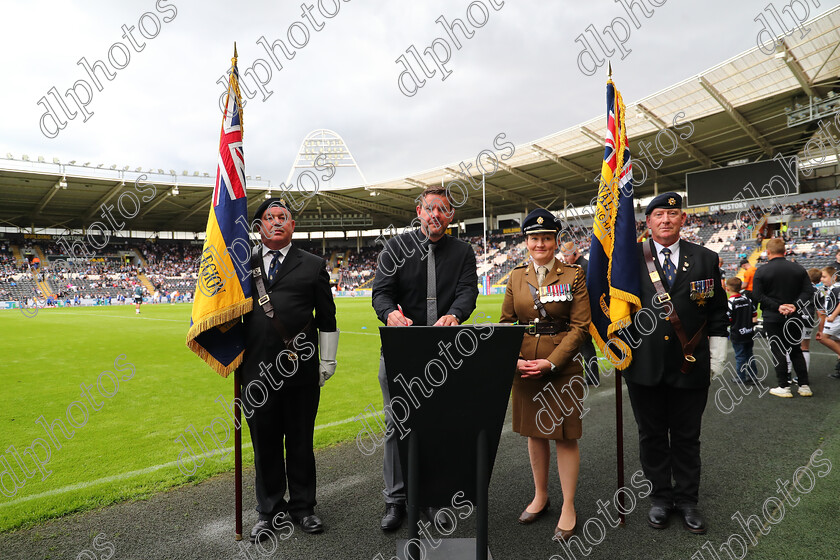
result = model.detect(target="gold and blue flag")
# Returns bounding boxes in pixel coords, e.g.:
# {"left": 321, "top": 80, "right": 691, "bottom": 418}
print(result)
{"left": 186, "top": 46, "right": 253, "bottom": 377}
{"left": 586, "top": 79, "right": 642, "bottom": 370}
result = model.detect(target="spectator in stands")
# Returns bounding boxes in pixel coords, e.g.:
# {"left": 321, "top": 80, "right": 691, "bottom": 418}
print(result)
{"left": 752, "top": 238, "right": 814, "bottom": 398}
{"left": 816, "top": 266, "right": 840, "bottom": 379}
{"left": 739, "top": 259, "right": 755, "bottom": 298}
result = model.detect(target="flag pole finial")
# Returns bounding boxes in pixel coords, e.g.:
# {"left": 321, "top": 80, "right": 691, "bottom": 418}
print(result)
{"left": 233, "top": 42, "right": 238, "bottom": 59}
{"left": 608, "top": 62, "right": 612, "bottom": 79}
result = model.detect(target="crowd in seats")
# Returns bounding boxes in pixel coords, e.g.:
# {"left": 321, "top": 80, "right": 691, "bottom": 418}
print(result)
{"left": 782, "top": 197, "right": 840, "bottom": 220}
{"left": 337, "top": 248, "right": 377, "bottom": 290}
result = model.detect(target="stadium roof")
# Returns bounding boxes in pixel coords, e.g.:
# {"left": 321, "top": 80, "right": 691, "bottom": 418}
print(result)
{"left": 2, "top": 8, "right": 839, "bottom": 235}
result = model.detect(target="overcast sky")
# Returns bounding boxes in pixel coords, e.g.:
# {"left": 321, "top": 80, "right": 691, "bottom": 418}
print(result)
{"left": 2, "top": 0, "right": 835, "bottom": 188}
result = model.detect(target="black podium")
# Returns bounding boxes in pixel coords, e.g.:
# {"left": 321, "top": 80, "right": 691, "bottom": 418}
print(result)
{"left": 380, "top": 324, "right": 525, "bottom": 560}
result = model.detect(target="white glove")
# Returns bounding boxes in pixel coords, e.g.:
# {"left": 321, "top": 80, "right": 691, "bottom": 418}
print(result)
{"left": 709, "top": 336, "right": 727, "bottom": 377}
{"left": 318, "top": 330, "right": 339, "bottom": 387}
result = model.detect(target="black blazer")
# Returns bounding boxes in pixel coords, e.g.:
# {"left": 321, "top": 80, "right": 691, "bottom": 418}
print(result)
{"left": 241, "top": 245, "right": 337, "bottom": 389}
{"left": 622, "top": 239, "right": 727, "bottom": 389}
{"left": 752, "top": 257, "right": 814, "bottom": 323}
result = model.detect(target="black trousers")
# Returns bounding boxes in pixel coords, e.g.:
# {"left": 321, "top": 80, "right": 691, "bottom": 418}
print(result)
{"left": 244, "top": 382, "right": 321, "bottom": 520}
{"left": 626, "top": 380, "right": 708, "bottom": 506}
{"left": 763, "top": 320, "right": 809, "bottom": 388}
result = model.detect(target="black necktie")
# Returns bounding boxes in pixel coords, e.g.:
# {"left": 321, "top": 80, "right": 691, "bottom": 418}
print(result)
{"left": 661, "top": 247, "right": 676, "bottom": 286}
{"left": 427, "top": 243, "right": 437, "bottom": 326}
{"left": 267, "top": 250, "right": 281, "bottom": 282}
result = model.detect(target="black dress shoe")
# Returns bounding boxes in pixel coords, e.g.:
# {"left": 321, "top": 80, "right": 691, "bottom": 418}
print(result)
{"left": 381, "top": 503, "right": 406, "bottom": 532}
{"left": 676, "top": 503, "right": 707, "bottom": 534}
{"left": 647, "top": 504, "right": 673, "bottom": 529}
{"left": 250, "top": 520, "right": 275, "bottom": 542}
{"left": 291, "top": 513, "right": 323, "bottom": 534}
{"left": 423, "top": 506, "right": 454, "bottom": 531}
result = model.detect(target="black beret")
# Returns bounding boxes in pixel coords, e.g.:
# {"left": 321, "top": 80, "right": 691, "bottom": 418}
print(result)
{"left": 645, "top": 192, "right": 682, "bottom": 215}
{"left": 253, "top": 197, "right": 293, "bottom": 222}
{"left": 522, "top": 208, "right": 563, "bottom": 235}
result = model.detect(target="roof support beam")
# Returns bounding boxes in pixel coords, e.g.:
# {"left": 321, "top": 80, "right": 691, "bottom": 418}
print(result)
{"left": 779, "top": 39, "right": 815, "bottom": 97}
{"left": 636, "top": 104, "right": 714, "bottom": 168}
{"left": 579, "top": 126, "right": 604, "bottom": 147}
{"left": 138, "top": 188, "right": 177, "bottom": 219}
{"left": 31, "top": 185, "right": 60, "bottom": 219}
{"left": 530, "top": 144, "right": 594, "bottom": 182}
{"left": 496, "top": 161, "right": 559, "bottom": 197}
{"left": 81, "top": 181, "right": 125, "bottom": 222}
{"left": 698, "top": 76, "right": 774, "bottom": 157}
{"left": 441, "top": 167, "right": 538, "bottom": 209}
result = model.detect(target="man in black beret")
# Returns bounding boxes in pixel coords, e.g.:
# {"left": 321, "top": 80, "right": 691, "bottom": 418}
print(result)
{"left": 621, "top": 192, "right": 728, "bottom": 534}
{"left": 242, "top": 198, "right": 339, "bottom": 540}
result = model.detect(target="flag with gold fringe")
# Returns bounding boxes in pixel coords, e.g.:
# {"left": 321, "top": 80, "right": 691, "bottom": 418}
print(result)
{"left": 186, "top": 45, "right": 253, "bottom": 377}
{"left": 586, "top": 78, "right": 642, "bottom": 370}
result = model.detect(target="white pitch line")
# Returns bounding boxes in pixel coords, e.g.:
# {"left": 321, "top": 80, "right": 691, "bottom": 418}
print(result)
{"left": 0, "top": 412, "right": 379, "bottom": 508}
{"left": 39, "top": 311, "right": 184, "bottom": 322}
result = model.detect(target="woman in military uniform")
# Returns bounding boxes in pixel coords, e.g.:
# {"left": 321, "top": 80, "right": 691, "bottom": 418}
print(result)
{"left": 500, "top": 208, "right": 592, "bottom": 543}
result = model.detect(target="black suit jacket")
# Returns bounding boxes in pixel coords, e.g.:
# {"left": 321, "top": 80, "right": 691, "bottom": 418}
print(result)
{"left": 241, "top": 244, "right": 337, "bottom": 389}
{"left": 622, "top": 239, "right": 728, "bottom": 389}
{"left": 752, "top": 257, "right": 814, "bottom": 323}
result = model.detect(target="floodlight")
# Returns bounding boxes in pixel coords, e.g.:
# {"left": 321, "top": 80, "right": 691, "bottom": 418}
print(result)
{"left": 110, "top": 164, "right": 117, "bottom": 169}
{"left": 123, "top": 166, "right": 129, "bottom": 171}
{"left": 83, "top": 162, "right": 90, "bottom": 166}
{"left": 53, "top": 157, "right": 60, "bottom": 164}
{"left": 135, "top": 167, "right": 142, "bottom": 172}
{"left": 22, "top": 154, "right": 29, "bottom": 161}
{"left": 5, "top": 153, "right": 12, "bottom": 159}
{"left": 256, "top": 175, "right": 261, "bottom": 180}
{"left": 38, "top": 156, "right": 45, "bottom": 162}
{"left": 69, "top": 160, "right": 77, "bottom": 165}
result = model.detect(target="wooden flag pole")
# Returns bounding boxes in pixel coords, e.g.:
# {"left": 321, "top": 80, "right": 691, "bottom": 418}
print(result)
{"left": 234, "top": 367, "right": 243, "bottom": 540}
{"left": 616, "top": 368, "right": 625, "bottom": 525}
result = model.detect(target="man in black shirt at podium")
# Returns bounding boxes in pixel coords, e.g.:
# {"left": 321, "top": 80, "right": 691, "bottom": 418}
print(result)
{"left": 372, "top": 186, "right": 478, "bottom": 531}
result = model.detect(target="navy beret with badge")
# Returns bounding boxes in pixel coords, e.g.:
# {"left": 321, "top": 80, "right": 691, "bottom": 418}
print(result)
{"left": 522, "top": 208, "right": 563, "bottom": 235}
{"left": 253, "top": 197, "right": 293, "bottom": 222}
{"left": 644, "top": 192, "right": 682, "bottom": 215}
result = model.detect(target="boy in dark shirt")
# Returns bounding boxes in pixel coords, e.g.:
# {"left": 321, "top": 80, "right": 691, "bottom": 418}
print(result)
{"left": 726, "top": 277, "right": 757, "bottom": 384}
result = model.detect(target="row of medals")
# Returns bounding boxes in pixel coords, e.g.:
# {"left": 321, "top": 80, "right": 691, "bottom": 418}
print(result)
{"left": 538, "top": 284, "right": 573, "bottom": 303}
{"left": 690, "top": 279, "right": 714, "bottom": 306}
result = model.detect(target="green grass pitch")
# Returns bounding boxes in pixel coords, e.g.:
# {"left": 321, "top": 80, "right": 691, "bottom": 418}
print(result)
{"left": 0, "top": 295, "right": 506, "bottom": 531}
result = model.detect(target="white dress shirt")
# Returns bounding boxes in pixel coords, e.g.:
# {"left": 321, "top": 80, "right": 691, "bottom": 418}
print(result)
{"left": 262, "top": 243, "right": 291, "bottom": 272}
{"left": 652, "top": 239, "right": 680, "bottom": 269}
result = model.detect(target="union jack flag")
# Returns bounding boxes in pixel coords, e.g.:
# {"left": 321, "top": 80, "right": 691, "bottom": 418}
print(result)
{"left": 187, "top": 46, "right": 253, "bottom": 377}
{"left": 214, "top": 65, "right": 246, "bottom": 207}
{"left": 587, "top": 79, "right": 641, "bottom": 369}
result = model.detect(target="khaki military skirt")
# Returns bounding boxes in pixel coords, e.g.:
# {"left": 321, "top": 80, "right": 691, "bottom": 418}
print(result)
{"left": 511, "top": 370, "right": 584, "bottom": 440}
